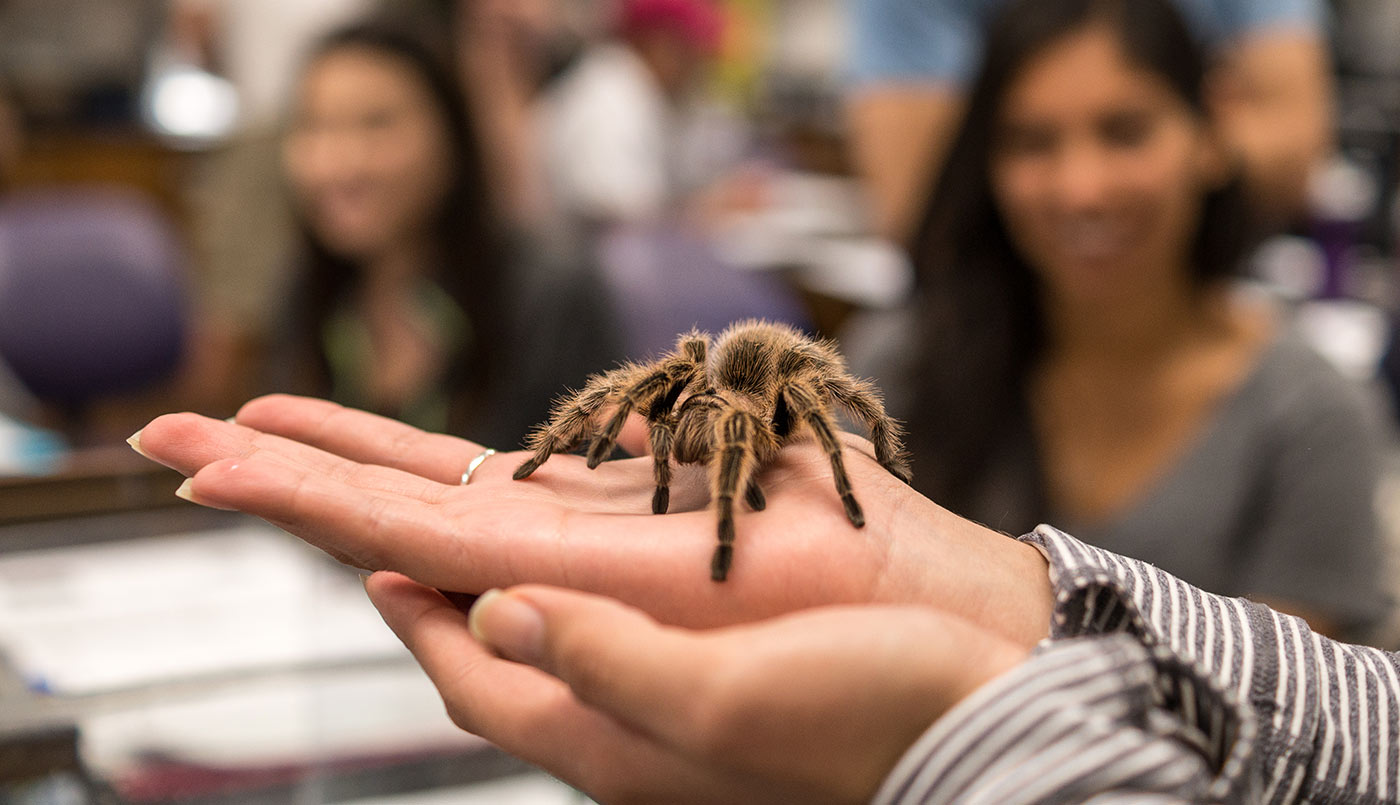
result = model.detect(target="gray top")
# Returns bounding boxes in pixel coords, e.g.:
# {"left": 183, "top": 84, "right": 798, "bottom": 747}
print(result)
{"left": 1008, "top": 330, "right": 1392, "bottom": 635}
{"left": 844, "top": 309, "right": 1395, "bottom": 636}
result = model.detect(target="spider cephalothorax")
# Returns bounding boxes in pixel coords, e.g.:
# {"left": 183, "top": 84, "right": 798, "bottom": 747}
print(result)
{"left": 513, "top": 320, "right": 912, "bottom": 581}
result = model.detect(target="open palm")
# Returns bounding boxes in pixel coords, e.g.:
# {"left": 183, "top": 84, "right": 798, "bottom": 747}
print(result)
{"left": 135, "top": 394, "right": 1049, "bottom": 642}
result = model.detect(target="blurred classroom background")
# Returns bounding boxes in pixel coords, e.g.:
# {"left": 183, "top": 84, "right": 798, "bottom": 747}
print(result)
{"left": 0, "top": 0, "right": 1397, "bottom": 802}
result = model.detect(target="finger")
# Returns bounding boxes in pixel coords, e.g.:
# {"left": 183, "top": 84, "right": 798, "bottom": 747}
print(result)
{"left": 176, "top": 451, "right": 705, "bottom": 589}
{"left": 672, "top": 606, "right": 1026, "bottom": 798}
{"left": 365, "top": 573, "right": 732, "bottom": 800}
{"left": 176, "top": 441, "right": 885, "bottom": 625}
{"left": 464, "top": 584, "right": 1028, "bottom": 804}
{"left": 137, "top": 412, "right": 454, "bottom": 504}
{"left": 225, "top": 396, "right": 705, "bottom": 510}
{"left": 234, "top": 394, "right": 492, "bottom": 485}
{"left": 365, "top": 572, "right": 587, "bottom": 742}
{"left": 466, "top": 584, "right": 725, "bottom": 747}
{"left": 156, "top": 415, "right": 892, "bottom": 622}
{"left": 180, "top": 452, "right": 482, "bottom": 571}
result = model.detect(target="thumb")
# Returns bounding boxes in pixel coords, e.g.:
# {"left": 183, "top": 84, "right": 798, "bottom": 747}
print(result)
{"left": 467, "top": 585, "right": 712, "bottom": 737}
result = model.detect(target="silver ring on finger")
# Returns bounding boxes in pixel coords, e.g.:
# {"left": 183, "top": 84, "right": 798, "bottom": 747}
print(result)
{"left": 461, "top": 448, "right": 498, "bottom": 485}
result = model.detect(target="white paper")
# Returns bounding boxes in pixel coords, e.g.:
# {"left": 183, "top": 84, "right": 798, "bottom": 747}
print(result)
{"left": 79, "top": 662, "right": 482, "bottom": 771}
{"left": 0, "top": 523, "right": 405, "bottom": 695}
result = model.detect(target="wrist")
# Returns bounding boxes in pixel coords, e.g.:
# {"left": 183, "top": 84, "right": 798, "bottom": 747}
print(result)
{"left": 883, "top": 498, "right": 1053, "bottom": 650}
{"left": 945, "top": 515, "right": 1052, "bottom": 649}
{"left": 940, "top": 511, "right": 1053, "bottom": 649}
{"left": 996, "top": 538, "right": 1053, "bottom": 648}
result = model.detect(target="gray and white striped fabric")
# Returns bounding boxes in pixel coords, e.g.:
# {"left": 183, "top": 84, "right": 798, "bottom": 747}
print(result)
{"left": 873, "top": 525, "right": 1400, "bottom": 804}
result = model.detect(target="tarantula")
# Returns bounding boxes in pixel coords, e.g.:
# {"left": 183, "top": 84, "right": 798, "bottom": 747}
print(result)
{"left": 512, "top": 320, "right": 912, "bottom": 581}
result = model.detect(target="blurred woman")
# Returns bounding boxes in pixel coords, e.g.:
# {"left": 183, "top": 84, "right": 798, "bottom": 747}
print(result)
{"left": 883, "top": 0, "right": 1391, "bottom": 638}
{"left": 280, "top": 19, "right": 617, "bottom": 445}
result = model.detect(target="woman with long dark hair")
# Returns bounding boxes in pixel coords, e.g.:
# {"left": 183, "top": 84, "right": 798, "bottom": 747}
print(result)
{"left": 891, "top": 0, "right": 1390, "bottom": 638}
{"left": 279, "top": 18, "right": 617, "bottom": 445}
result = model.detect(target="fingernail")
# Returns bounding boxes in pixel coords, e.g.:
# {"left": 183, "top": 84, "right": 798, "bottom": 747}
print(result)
{"left": 174, "top": 478, "right": 197, "bottom": 503}
{"left": 127, "top": 429, "right": 152, "bottom": 459}
{"left": 468, "top": 589, "right": 544, "bottom": 666}
{"left": 467, "top": 588, "right": 499, "bottom": 642}
{"left": 225, "top": 416, "right": 238, "bottom": 424}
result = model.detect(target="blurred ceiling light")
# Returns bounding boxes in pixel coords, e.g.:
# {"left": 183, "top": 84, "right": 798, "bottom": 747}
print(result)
{"left": 144, "top": 65, "right": 239, "bottom": 144}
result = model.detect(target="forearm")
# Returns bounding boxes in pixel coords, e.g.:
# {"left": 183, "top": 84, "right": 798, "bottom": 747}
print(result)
{"left": 844, "top": 87, "right": 963, "bottom": 242}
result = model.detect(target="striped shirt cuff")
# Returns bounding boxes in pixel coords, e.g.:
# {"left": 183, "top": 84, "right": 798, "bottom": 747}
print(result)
{"left": 1022, "top": 525, "right": 1400, "bottom": 803}
{"left": 874, "top": 526, "right": 1266, "bottom": 803}
{"left": 876, "top": 525, "right": 1400, "bottom": 803}
{"left": 871, "top": 633, "right": 1245, "bottom": 803}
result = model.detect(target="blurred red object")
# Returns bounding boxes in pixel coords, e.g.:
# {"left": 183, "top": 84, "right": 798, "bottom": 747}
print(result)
{"left": 618, "top": 0, "right": 724, "bottom": 54}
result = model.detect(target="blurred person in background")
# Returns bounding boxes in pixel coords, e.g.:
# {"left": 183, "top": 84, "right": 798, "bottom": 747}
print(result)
{"left": 453, "top": 0, "right": 584, "bottom": 230}
{"left": 524, "top": 0, "right": 813, "bottom": 357}
{"left": 852, "top": 0, "right": 1391, "bottom": 640}
{"left": 278, "top": 18, "right": 618, "bottom": 446}
{"left": 847, "top": 0, "right": 1336, "bottom": 242}
{"left": 536, "top": 0, "right": 746, "bottom": 232}
{"left": 174, "top": 0, "right": 373, "bottom": 415}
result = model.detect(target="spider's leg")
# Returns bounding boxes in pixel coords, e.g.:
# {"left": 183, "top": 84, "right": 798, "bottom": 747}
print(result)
{"left": 648, "top": 409, "right": 677, "bottom": 514}
{"left": 745, "top": 481, "right": 766, "bottom": 511}
{"left": 644, "top": 340, "right": 712, "bottom": 512}
{"left": 583, "top": 376, "right": 652, "bottom": 468}
{"left": 598, "top": 333, "right": 709, "bottom": 467}
{"left": 783, "top": 381, "right": 865, "bottom": 527}
{"left": 823, "top": 375, "right": 912, "bottom": 484}
{"left": 708, "top": 408, "right": 765, "bottom": 581}
{"left": 513, "top": 364, "right": 644, "bottom": 479}
{"left": 585, "top": 362, "right": 698, "bottom": 468}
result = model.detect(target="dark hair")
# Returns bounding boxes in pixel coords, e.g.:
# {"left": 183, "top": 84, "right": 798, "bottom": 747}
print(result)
{"left": 289, "top": 18, "right": 508, "bottom": 433}
{"left": 905, "top": 0, "right": 1256, "bottom": 521}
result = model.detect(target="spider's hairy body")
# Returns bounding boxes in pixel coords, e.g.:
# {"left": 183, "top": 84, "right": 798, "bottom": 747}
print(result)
{"left": 513, "top": 320, "right": 912, "bottom": 581}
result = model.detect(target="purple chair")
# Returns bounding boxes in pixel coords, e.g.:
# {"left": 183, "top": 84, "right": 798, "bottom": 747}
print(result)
{"left": 0, "top": 187, "right": 187, "bottom": 413}
{"left": 597, "top": 221, "right": 812, "bottom": 360}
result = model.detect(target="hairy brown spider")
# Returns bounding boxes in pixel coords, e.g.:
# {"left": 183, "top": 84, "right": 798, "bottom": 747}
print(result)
{"left": 512, "top": 320, "right": 912, "bottom": 581}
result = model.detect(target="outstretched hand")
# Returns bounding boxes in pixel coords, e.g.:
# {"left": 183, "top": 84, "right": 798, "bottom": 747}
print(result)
{"left": 132, "top": 394, "right": 1050, "bottom": 644}
{"left": 367, "top": 573, "right": 1028, "bottom": 804}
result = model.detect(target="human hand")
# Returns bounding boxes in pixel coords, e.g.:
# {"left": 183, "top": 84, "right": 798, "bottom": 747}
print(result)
{"left": 132, "top": 394, "right": 1051, "bottom": 646}
{"left": 367, "top": 573, "right": 1029, "bottom": 804}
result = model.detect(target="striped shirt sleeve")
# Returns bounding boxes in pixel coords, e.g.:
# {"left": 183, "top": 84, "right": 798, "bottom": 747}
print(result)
{"left": 873, "top": 525, "right": 1400, "bottom": 804}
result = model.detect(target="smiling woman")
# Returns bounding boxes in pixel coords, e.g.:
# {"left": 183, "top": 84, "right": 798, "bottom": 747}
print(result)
{"left": 888, "top": 0, "right": 1393, "bottom": 641}
{"left": 274, "top": 18, "right": 619, "bottom": 448}
{"left": 988, "top": 24, "right": 1230, "bottom": 308}
{"left": 284, "top": 45, "right": 457, "bottom": 266}
{"left": 279, "top": 20, "right": 508, "bottom": 437}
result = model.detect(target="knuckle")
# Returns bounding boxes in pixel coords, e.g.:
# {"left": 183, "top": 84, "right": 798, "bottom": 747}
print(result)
{"left": 682, "top": 667, "right": 755, "bottom": 761}
{"left": 441, "top": 701, "right": 478, "bottom": 734}
{"left": 340, "top": 495, "right": 393, "bottom": 569}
